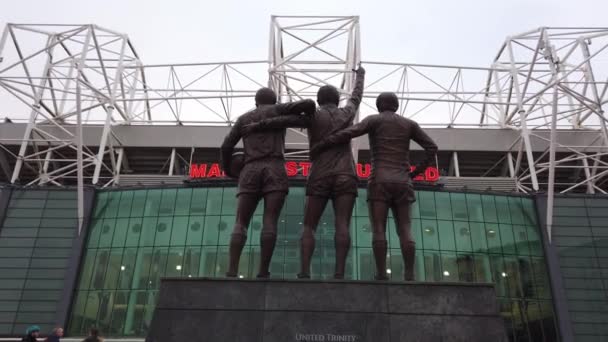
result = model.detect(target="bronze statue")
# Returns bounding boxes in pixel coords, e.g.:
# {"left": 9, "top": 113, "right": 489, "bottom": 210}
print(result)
{"left": 241, "top": 67, "right": 365, "bottom": 279}
{"left": 220, "top": 88, "right": 315, "bottom": 278}
{"left": 311, "top": 92, "right": 438, "bottom": 281}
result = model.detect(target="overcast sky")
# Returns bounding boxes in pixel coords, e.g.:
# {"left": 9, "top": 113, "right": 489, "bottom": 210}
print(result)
{"left": 1, "top": 0, "right": 607, "bottom": 125}
{"left": 3, "top": 0, "right": 607, "bottom": 67}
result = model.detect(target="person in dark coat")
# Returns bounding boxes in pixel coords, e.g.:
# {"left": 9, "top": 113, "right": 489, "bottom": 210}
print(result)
{"left": 45, "top": 327, "right": 63, "bottom": 342}
{"left": 22, "top": 325, "right": 40, "bottom": 342}
{"left": 82, "top": 327, "right": 104, "bottom": 342}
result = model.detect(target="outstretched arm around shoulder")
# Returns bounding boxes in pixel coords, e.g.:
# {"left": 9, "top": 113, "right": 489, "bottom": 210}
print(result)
{"left": 310, "top": 116, "right": 374, "bottom": 158}
{"left": 276, "top": 98, "right": 316, "bottom": 117}
{"left": 242, "top": 114, "right": 311, "bottom": 136}
{"left": 241, "top": 98, "right": 315, "bottom": 135}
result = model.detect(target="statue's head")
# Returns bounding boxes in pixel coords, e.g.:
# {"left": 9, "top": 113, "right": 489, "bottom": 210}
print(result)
{"left": 317, "top": 85, "right": 340, "bottom": 106}
{"left": 376, "top": 92, "right": 399, "bottom": 112}
{"left": 255, "top": 88, "right": 277, "bottom": 106}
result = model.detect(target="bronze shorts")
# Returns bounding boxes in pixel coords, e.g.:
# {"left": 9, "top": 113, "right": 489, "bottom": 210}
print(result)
{"left": 306, "top": 174, "right": 358, "bottom": 198}
{"left": 237, "top": 159, "right": 289, "bottom": 196}
{"left": 367, "top": 181, "right": 415, "bottom": 204}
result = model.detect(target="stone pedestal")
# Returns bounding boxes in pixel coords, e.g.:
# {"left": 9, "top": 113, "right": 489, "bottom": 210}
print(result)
{"left": 146, "top": 278, "right": 507, "bottom": 342}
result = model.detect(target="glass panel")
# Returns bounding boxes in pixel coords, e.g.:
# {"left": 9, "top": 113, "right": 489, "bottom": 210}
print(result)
{"left": 423, "top": 250, "right": 441, "bottom": 281}
{"left": 186, "top": 216, "right": 204, "bottom": 246}
{"left": 481, "top": 195, "right": 498, "bottom": 223}
{"left": 140, "top": 217, "right": 157, "bottom": 247}
{"left": 130, "top": 190, "right": 147, "bottom": 217}
{"left": 417, "top": 191, "right": 436, "bottom": 219}
{"left": 521, "top": 198, "right": 538, "bottom": 226}
{"left": 190, "top": 188, "right": 208, "bottom": 215}
{"left": 217, "top": 216, "right": 234, "bottom": 246}
{"left": 527, "top": 225, "right": 544, "bottom": 257}
{"left": 165, "top": 247, "right": 185, "bottom": 278}
{"left": 117, "top": 191, "right": 134, "bottom": 218}
{"left": 435, "top": 192, "right": 452, "bottom": 221}
{"left": 466, "top": 194, "right": 484, "bottom": 222}
{"left": 133, "top": 248, "right": 152, "bottom": 290}
{"left": 82, "top": 291, "right": 102, "bottom": 331}
{"left": 90, "top": 250, "right": 110, "bottom": 290}
{"left": 440, "top": 252, "right": 459, "bottom": 282}
{"left": 108, "top": 291, "right": 129, "bottom": 335}
{"left": 170, "top": 217, "right": 188, "bottom": 246}
{"left": 112, "top": 218, "right": 129, "bottom": 248}
{"left": 174, "top": 188, "right": 193, "bottom": 216}
{"left": 143, "top": 190, "right": 162, "bottom": 217}
{"left": 355, "top": 217, "right": 371, "bottom": 248}
{"left": 456, "top": 254, "right": 475, "bottom": 282}
{"left": 486, "top": 224, "right": 502, "bottom": 253}
{"left": 199, "top": 246, "right": 218, "bottom": 277}
{"left": 183, "top": 247, "right": 201, "bottom": 278}
{"left": 117, "top": 248, "right": 138, "bottom": 289}
{"left": 355, "top": 189, "right": 368, "bottom": 217}
{"left": 513, "top": 225, "right": 530, "bottom": 256}
{"left": 125, "top": 218, "right": 143, "bottom": 247}
{"left": 104, "top": 192, "right": 121, "bottom": 219}
{"left": 98, "top": 219, "right": 116, "bottom": 248}
{"left": 104, "top": 248, "right": 124, "bottom": 290}
{"left": 421, "top": 220, "right": 439, "bottom": 250}
{"left": 454, "top": 222, "right": 472, "bottom": 252}
{"left": 284, "top": 187, "right": 305, "bottom": 215}
{"left": 437, "top": 220, "right": 456, "bottom": 251}
{"left": 147, "top": 248, "right": 168, "bottom": 289}
{"left": 221, "top": 188, "right": 237, "bottom": 215}
{"left": 93, "top": 192, "right": 108, "bottom": 218}
{"left": 159, "top": 189, "right": 177, "bottom": 216}
{"left": 499, "top": 224, "right": 516, "bottom": 255}
{"left": 450, "top": 193, "right": 468, "bottom": 221}
{"left": 508, "top": 197, "right": 525, "bottom": 225}
{"left": 203, "top": 216, "right": 220, "bottom": 246}
{"left": 206, "top": 188, "right": 223, "bottom": 215}
{"left": 495, "top": 196, "right": 512, "bottom": 224}
{"left": 154, "top": 217, "right": 173, "bottom": 246}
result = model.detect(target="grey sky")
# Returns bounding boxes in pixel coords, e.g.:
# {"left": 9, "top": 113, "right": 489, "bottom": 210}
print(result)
{"left": 3, "top": 0, "right": 607, "bottom": 67}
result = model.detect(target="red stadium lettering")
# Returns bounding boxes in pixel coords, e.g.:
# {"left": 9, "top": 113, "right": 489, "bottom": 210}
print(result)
{"left": 189, "top": 162, "right": 439, "bottom": 183}
{"left": 206, "top": 163, "right": 222, "bottom": 178}
{"left": 285, "top": 161, "right": 298, "bottom": 176}
{"left": 189, "top": 164, "right": 207, "bottom": 178}
{"left": 357, "top": 163, "right": 371, "bottom": 178}
{"left": 299, "top": 162, "right": 311, "bottom": 177}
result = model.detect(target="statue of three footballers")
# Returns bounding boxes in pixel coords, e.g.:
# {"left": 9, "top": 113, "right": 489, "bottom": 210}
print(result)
{"left": 220, "top": 65, "right": 438, "bottom": 281}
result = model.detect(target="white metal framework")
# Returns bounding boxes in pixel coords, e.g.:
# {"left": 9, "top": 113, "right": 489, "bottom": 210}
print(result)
{"left": 1, "top": 19, "right": 608, "bottom": 239}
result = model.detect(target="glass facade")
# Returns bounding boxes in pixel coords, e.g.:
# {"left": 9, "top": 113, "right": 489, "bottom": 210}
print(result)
{"left": 0, "top": 190, "right": 78, "bottom": 336}
{"left": 551, "top": 197, "right": 608, "bottom": 342}
{"left": 69, "top": 186, "right": 557, "bottom": 341}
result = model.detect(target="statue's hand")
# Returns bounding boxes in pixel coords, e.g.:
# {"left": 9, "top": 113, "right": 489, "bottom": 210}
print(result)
{"left": 355, "top": 65, "right": 365, "bottom": 75}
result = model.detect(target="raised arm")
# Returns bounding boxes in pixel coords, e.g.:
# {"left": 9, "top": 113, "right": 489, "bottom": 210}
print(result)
{"left": 310, "top": 116, "right": 375, "bottom": 157}
{"left": 220, "top": 118, "right": 244, "bottom": 177}
{"left": 410, "top": 122, "right": 438, "bottom": 176}
{"left": 342, "top": 66, "right": 366, "bottom": 114}
{"left": 275, "top": 99, "right": 316, "bottom": 117}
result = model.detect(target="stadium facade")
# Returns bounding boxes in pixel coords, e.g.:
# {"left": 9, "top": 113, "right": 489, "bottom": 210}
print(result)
{"left": 0, "top": 17, "right": 608, "bottom": 342}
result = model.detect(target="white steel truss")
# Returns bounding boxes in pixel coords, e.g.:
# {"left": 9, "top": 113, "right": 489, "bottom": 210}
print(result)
{"left": 1, "top": 20, "right": 608, "bottom": 240}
